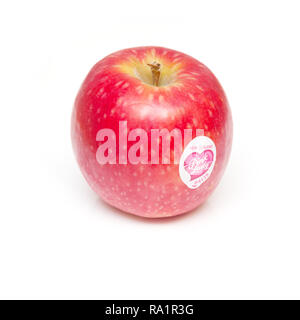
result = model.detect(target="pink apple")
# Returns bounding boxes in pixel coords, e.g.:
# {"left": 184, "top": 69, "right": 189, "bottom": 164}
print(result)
{"left": 71, "top": 46, "right": 233, "bottom": 218}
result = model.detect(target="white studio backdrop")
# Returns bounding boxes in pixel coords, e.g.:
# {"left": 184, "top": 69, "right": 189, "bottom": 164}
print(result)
{"left": 0, "top": 0, "right": 300, "bottom": 299}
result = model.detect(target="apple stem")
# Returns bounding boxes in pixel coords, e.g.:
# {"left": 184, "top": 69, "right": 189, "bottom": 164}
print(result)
{"left": 147, "top": 62, "right": 161, "bottom": 86}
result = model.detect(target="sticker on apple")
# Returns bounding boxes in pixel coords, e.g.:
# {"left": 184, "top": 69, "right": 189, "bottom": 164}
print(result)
{"left": 179, "top": 136, "right": 216, "bottom": 189}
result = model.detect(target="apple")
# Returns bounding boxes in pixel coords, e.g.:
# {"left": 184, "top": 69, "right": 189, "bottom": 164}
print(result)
{"left": 71, "top": 46, "right": 233, "bottom": 218}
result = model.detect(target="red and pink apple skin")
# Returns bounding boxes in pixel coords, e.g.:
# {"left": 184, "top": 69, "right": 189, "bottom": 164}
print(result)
{"left": 71, "top": 46, "right": 233, "bottom": 218}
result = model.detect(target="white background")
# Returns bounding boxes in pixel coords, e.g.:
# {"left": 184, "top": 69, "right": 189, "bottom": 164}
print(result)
{"left": 0, "top": 0, "right": 300, "bottom": 299}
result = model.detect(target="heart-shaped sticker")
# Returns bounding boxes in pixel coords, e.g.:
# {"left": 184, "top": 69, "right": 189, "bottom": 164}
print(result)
{"left": 183, "top": 150, "right": 214, "bottom": 181}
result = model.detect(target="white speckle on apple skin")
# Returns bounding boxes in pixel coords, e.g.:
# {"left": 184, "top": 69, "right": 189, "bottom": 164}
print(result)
{"left": 115, "top": 81, "right": 123, "bottom": 88}
{"left": 148, "top": 93, "right": 154, "bottom": 102}
{"left": 97, "top": 87, "right": 104, "bottom": 96}
{"left": 172, "top": 57, "right": 182, "bottom": 63}
{"left": 136, "top": 86, "right": 144, "bottom": 94}
{"left": 122, "top": 82, "right": 130, "bottom": 89}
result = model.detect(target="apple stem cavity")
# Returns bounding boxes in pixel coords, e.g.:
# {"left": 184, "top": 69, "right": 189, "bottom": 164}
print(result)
{"left": 147, "top": 61, "right": 161, "bottom": 86}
